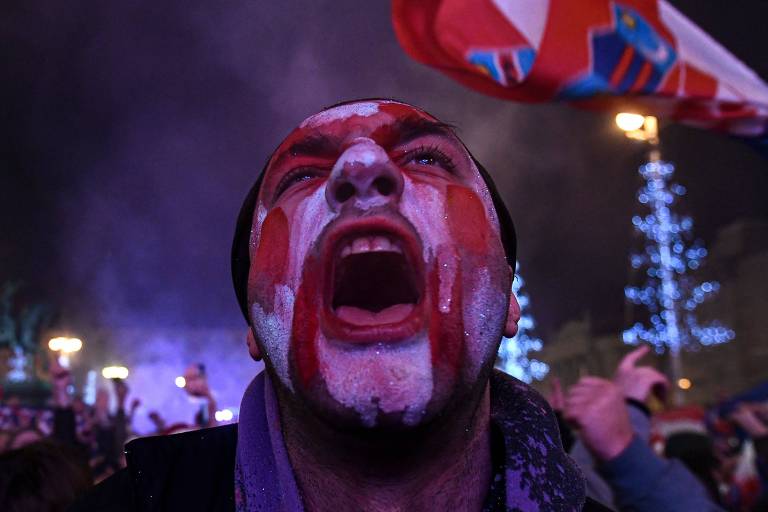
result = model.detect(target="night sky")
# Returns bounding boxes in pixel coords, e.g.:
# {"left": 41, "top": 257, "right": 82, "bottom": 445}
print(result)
{"left": 3, "top": 0, "right": 768, "bottom": 343}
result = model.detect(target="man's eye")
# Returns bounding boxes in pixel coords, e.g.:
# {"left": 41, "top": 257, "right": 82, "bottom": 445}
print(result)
{"left": 275, "top": 168, "right": 323, "bottom": 198}
{"left": 405, "top": 146, "right": 456, "bottom": 173}
{"left": 414, "top": 154, "right": 437, "bottom": 166}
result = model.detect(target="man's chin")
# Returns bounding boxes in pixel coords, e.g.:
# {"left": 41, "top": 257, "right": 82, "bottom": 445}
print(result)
{"left": 285, "top": 333, "right": 465, "bottom": 431}
{"left": 293, "top": 377, "right": 458, "bottom": 433}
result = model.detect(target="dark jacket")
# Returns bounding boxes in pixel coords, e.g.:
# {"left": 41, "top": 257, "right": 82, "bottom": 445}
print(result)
{"left": 71, "top": 372, "right": 612, "bottom": 512}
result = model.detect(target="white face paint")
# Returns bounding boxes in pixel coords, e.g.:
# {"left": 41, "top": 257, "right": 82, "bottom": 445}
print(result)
{"left": 250, "top": 184, "right": 337, "bottom": 390}
{"left": 251, "top": 285, "right": 295, "bottom": 391}
{"left": 332, "top": 138, "right": 382, "bottom": 168}
{"left": 315, "top": 141, "right": 437, "bottom": 426}
{"left": 317, "top": 337, "right": 434, "bottom": 427}
{"left": 397, "top": 168, "right": 506, "bottom": 380}
{"left": 299, "top": 102, "right": 383, "bottom": 129}
{"left": 248, "top": 102, "right": 511, "bottom": 428}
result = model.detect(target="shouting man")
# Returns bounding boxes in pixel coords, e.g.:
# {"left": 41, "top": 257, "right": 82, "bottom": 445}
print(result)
{"left": 74, "top": 100, "right": 605, "bottom": 511}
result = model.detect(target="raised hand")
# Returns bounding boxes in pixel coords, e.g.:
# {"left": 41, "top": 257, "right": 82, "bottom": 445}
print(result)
{"left": 547, "top": 377, "right": 565, "bottom": 412}
{"left": 49, "top": 355, "right": 72, "bottom": 407}
{"left": 563, "top": 377, "right": 634, "bottom": 461}
{"left": 613, "top": 345, "right": 669, "bottom": 403}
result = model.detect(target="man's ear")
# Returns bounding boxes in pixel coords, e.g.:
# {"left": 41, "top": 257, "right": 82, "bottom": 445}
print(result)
{"left": 504, "top": 267, "right": 521, "bottom": 338}
{"left": 246, "top": 327, "right": 262, "bottom": 361}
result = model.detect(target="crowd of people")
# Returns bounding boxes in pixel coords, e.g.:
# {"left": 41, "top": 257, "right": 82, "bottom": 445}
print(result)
{"left": 546, "top": 346, "right": 768, "bottom": 511}
{"left": 0, "top": 359, "right": 222, "bottom": 510}
{"left": 0, "top": 346, "right": 764, "bottom": 511}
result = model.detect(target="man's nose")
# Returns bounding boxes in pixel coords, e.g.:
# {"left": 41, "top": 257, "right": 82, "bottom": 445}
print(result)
{"left": 325, "top": 138, "right": 404, "bottom": 211}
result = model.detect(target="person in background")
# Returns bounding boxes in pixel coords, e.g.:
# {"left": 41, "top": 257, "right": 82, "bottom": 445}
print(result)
{"left": 147, "top": 411, "right": 167, "bottom": 435}
{"left": 730, "top": 402, "right": 768, "bottom": 511}
{"left": 182, "top": 363, "right": 218, "bottom": 429}
{"left": 556, "top": 345, "right": 724, "bottom": 511}
{"left": 0, "top": 439, "right": 92, "bottom": 512}
{"left": 49, "top": 356, "right": 134, "bottom": 482}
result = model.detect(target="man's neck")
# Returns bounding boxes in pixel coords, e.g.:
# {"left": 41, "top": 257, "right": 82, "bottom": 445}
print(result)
{"left": 279, "top": 384, "right": 493, "bottom": 512}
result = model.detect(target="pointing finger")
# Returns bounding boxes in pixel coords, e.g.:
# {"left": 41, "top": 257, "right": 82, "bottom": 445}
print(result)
{"left": 618, "top": 345, "right": 650, "bottom": 372}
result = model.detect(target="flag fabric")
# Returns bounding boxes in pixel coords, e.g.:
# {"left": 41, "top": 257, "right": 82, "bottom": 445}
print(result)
{"left": 392, "top": 0, "right": 768, "bottom": 139}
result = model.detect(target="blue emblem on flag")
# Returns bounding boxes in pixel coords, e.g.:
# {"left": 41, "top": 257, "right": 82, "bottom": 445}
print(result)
{"left": 467, "top": 46, "right": 536, "bottom": 87}
{"left": 559, "top": 3, "right": 677, "bottom": 99}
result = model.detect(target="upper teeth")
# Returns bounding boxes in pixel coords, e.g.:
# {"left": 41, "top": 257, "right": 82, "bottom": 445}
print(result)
{"left": 341, "top": 236, "right": 402, "bottom": 257}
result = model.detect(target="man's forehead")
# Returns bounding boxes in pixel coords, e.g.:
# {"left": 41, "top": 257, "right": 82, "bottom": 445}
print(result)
{"left": 299, "top": 100, "right": 433, "bottom": 130}
{"left": 275, "top": 101, "right": 443, "bottom": 152}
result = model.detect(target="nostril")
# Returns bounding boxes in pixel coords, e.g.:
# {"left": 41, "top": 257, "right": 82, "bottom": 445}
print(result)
{"left": 335, "top": 182, "right": 356, "bottom": 203}
{"left": 373, "top": 177, "right": 395, "bottom": 196}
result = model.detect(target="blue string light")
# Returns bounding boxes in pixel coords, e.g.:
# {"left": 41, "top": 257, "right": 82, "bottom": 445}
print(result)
{"left": 623, "top": 161, "right": 734, "bottom": 352}
{"left": 497, "top": 263, "right": 549, "bottom": 382}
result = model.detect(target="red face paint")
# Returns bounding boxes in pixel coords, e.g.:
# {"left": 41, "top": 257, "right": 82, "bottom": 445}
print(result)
{"left": 446, "top": 185, "right": 491, "bottom": 254}
{"left": 428, "top": 257, "right": 463, "bottom": 375}
{"left": 247, "top": 100, "right": 510, "bottom": 427}
{"left": 249, "top": 208, "right": 289, "bottom": 313}
{"left": 291, "top": 255, "right": 320, "bottom": 387}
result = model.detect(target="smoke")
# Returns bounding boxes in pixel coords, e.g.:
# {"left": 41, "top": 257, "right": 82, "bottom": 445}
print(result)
{"left": 3, "top": 0, "right": 768, "bottom": 372}
{"left": 94, "top": 328, "right": 262, "bottom": 434}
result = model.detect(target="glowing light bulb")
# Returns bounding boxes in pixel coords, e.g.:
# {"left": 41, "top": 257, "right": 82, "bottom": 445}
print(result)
{"left": 214, "top": 409, "right": 234, "bottom": 422}
{"left": 102, "top": 366, "right": 129, "bottom": 380}
{"left": 48, "top": 337, "right": 83, "bottom": 354}
{"left": 175, "top": 376, "right": 186, "bottom": 388}
{"left": 615, "top": 112, "right": 646, "bottom": 131}
{"left": 677, "top": 378, "right": 692, "bottom": 390}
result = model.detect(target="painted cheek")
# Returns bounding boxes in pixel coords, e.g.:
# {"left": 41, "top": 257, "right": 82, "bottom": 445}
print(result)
{"left": 429, "top": 249, "right": 464, "bottom": 375}
{"left": 249, "top": 208, "right": 289, "bottom": 312}
{"left": 446, "top": 185, "right": 491, "bottom": 254}
{"left": 291, "top": 254, "right": 320, "bottom": 387}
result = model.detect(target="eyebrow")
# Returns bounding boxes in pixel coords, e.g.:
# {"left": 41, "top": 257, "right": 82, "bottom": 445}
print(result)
{"left": 270, "top": 134, "right": 342, "bottom": 170}
{"left": 270, "top": 116, "right": 459, "bottom": 170}
{"left": 390, "top": 116, "right": 458, "bottom": 146}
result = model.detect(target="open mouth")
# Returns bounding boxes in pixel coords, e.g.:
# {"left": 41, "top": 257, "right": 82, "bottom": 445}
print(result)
{"left": 333, "top": 234, "right": 420, "bottom": 325}
{"left": 321, "top": 219, "right": 425, "bottom": 341}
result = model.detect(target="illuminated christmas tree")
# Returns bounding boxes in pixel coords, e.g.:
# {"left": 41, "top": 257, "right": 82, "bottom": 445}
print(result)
{"left": 623, "top": 160, "right": 734, "bottom": 380}
{"left": 496, "top": 263, "right": 549, "bottom": 383}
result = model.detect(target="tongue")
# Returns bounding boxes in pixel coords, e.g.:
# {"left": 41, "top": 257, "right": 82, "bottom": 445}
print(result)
{"left": 335, "top": 303, "right": 414, "bottom": 326}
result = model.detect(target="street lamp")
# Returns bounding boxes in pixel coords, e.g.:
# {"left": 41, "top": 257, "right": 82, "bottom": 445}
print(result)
{"left": 615, "top": 113, "right": 659, "bottom": 151}
{"left": 48, "top": 336, "right": 83, "bottom": 368}
{"left": 615, "top": 113, "right": 646, "bottom": 132}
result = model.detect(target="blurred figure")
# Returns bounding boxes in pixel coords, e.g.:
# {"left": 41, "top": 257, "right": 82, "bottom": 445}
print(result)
{"left": 563, "top": 345, "right": 724, "bottom": 511}
{"left": 548, "top": 377, "right": 576, "bottom": 452}
{"left": 730, "top": 402, "right": 768, "bottom": 511}
{"left": 665, "top": 432, "right": 722, "bottom": 503}
{"left": 182, "top": 363, "right": 218, "bottom": 429}
{"left": 0, "top": 440, "right": 92, "bottom": 512}
{"left": 6, "top": 427, "right": 45, "bottom": 451}
{"left": 0, "top": 430, "right": 10, "bottom": 453}
{"left": 147, "top": 410, "right": 167, "bottom": 435}
{"left": 49, "top": 355, "right": 134, "bottom": 482}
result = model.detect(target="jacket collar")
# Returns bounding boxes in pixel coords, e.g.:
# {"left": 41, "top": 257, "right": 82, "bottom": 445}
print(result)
{"left": 235, "top": 371, "right": 585, "bottom": 511}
